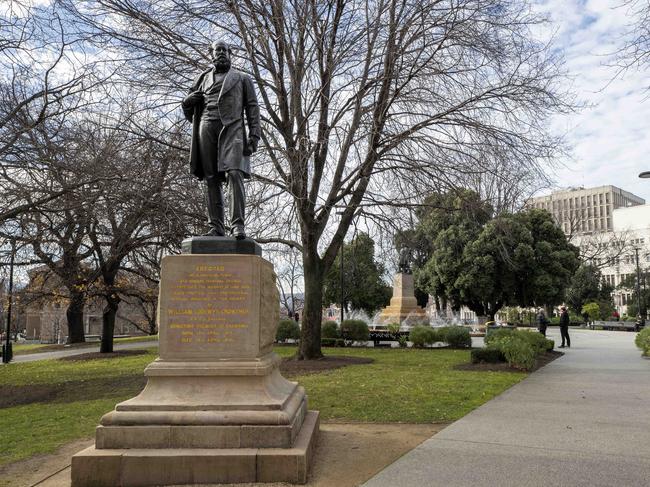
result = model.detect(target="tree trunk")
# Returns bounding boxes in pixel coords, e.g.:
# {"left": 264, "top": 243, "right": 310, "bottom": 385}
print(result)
{"left": 100, "top": 293, "right": 121, "bottom": 353}
{"left": 66, "top": 292, "right": 86, "bottom": 343}
{"left": 298, "top": 253, "right": 324, "bottom": 360}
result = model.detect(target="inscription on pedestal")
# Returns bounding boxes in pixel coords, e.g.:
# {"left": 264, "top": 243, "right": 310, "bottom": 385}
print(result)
{"left": 159, "top": 255, "right": 263, "bottom": 360}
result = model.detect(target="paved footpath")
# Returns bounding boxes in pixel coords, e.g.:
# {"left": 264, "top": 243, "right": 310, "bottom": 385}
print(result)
{"left": 5, "top": 340, "right": 158, "bottom": 363}
{"left": 362, "top": 329, "right": 650, "bottom": 487}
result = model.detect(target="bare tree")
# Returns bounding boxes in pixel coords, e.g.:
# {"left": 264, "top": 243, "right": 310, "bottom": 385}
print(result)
{"left": 3, "top": 116, "right": 105, "bottom": 343}
{"left": 573, "top": 231, "right": 634, "bottom": 270}
{"left": 616, "top": 0, "right": 650, "bottom": 91}
{"left": 63, "top": 0, "right": 573, "bottom": 358}
{"left": 0, "top": 2, "right": 103, "bottom": 222}
{"left": 269, "top": 245, "right": 305, "bottom": 318}
{"left": 79, "top": 112, "right": 196, "bottom": 352}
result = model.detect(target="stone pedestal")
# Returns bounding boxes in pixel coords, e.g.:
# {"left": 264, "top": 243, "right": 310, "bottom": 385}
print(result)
{"left": 376, "top": 273, "right": 428, "bottom": 325}
{"left": 71, "top": 247, "right": 319, "bottom": 486}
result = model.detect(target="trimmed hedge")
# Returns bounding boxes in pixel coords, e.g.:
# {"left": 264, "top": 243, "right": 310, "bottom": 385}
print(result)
{"left": 439, "top": 326, "right": 471, "bottom": 348}
{"left": 495, "top": 336, "right": 536, "bottom": 370}
{"left": 276, "top": 320, "right": 300, "bottom": 342}
{"left": 484, "top": 328, "right": 551, "bottom": 370}
{"left": 635, "top": 327, "right": 650, "bottom": 356}
{"left": 340, "top": 319, "right": 370, "bottom": 342}
{"left": 484, "top": 328, "right": 516, "bottom": 345}
{"left": 322, "top": 321, "right": 340, "bottom": 339}
{"left": 471, "top": 347, "right": 505, "bottom": 364}
{"left": 409, "top": 326, "right": 438, "bottom": 347}
{"left": 321, "top": 338, "right": 346, "bottom": 347}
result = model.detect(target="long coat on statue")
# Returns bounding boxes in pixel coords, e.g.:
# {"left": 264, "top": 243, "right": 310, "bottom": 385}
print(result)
{"left": 183, "top": 68, "right": 261, "bottom": 181}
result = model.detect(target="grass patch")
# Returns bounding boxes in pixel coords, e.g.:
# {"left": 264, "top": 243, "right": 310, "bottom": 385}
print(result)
{"left": 1, "top": 348, "right": 158, "bottom": 386}
{"left": 295, "top": 347, "right": 525, "bottom": 422}
{"left": 115, "top": 335, "right": 159, "bottom": 344}
{"left": 0, "top": 346, "right": 525, "bottom": 468}
{"left": 12, "top": 343, "right": 49, "bottom": 354}
{"left": 11, "top": 335, "right": 158, "bottom": 356}
{"left": 0, "top": 398, "right": 134, "bottom": 466}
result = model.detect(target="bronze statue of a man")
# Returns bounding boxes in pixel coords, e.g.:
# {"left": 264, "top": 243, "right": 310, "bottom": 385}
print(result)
{"left": 182, "top": 41, "right": 261, "bottom": 239}
{"left": 398, "top": 247, "right": 412, "bottom": 274}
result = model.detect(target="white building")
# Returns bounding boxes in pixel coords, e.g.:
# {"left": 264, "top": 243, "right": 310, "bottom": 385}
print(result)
{"left": 572, "top": 203, "right": 650, "bottom": 315}
{"left": 528, "top": 186, "right": 648, "bottom": 316}
{"left": 527, "top": 185, "right": 644, "bottom": 235}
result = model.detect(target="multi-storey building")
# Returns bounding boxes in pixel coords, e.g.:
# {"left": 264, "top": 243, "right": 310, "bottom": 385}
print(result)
{"left": 567, "top": 205, "right": 648, "bottom": 316}
{"left": 527, "top": 185, "right": 644, "bottom": 235}
{"left": 528, "top": 186, "right": 648, "bottom": 317}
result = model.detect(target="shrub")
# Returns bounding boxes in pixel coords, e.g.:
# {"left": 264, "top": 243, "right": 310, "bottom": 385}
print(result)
{"left": 321, "top": 338, "right": 345, "bottom": 347}
{"left": 544, "top": 339, "right": 555, "bottom": 351}
{"left": 492, "top": 336, "right": 536, "bottom": 370}
{"left": 340, "top": 319, "right": 370, "bottom": 343}
{"left": 322, "top": 321, "right": 340, "bottom": 339}
{"left": 439, "top": 326, "right": 471, "bottom": 348}
{"left": 471, "top": 347, "right": 506, "bottom": 364}
{"left": 387, "top": 322, "right": 401, "bottom": 335}
{"left": 276, "top": 320, "right": 300, "bottom": 342}
{"left": 398, "top": 335, "right": 408, "bottom": 348}
{"left": 516, "top": 330, "right": 548, "bottom": 354}
{"left": 484, "top": 327, "right": 515, "bottom": 345}
{"left": 409, "top": 326, "right": 437, "bottom": 347}
{"left": 635, "top": 328, "right": 650, "bottom": 356}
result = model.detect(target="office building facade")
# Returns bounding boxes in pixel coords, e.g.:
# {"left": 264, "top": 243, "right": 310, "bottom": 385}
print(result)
{"left": 527, "top": 185, "right": 644, "bottom": 235}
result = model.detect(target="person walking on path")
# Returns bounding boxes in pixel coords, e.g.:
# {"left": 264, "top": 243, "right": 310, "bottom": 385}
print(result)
{"left": 559, "top": 306, "right": 571, "bottom": 348}
{"left": 536, "top": 308, "right": 548, "bottom": 337}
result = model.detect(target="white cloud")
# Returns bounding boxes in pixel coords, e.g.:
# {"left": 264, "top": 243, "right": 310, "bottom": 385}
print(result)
{"left": 533, "top": 0, "right": 650, "bottom": 202}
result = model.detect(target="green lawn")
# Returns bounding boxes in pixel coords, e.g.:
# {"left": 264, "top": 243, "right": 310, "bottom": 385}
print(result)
{"left": 0, "top": 345, "right": 525, "bottom": 468}
{"left": 12, "top": 343, "right": 50, "bottom": 354}
{"left": 12, "top": 335, "right": 158, "bottom": 356}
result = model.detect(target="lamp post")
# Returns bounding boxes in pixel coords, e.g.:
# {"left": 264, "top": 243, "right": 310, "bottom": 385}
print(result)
{"left": 635, "top": 247, "right": 644, "bottom": 326}
{"left": 340, "top": 243, "right": 344, "bottom": 324}
{"left": 2, "top": 238, "right": 15, "bottom": 364}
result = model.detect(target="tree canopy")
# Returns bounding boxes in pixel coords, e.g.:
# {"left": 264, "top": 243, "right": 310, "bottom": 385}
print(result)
{"left": 412, "top": 197, "right": 579, "bottom": 319}
{"left": 565, "top": 263, "right": 615, "bottom": 317}
{"left": 323, "top": 233, "right": 391, "bottom": 317}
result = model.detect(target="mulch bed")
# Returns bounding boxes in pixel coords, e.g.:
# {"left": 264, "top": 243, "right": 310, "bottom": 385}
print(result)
{"left": 280, "top": 355, "right": 374, "bottom": 377}
{"left": 454, "top": 350, "right": 564, "bottom": 373}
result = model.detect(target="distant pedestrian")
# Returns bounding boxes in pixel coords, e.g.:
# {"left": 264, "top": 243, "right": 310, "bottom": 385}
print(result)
{"left": 559, "top": 306, "right": 571, "bottom": 348}
{"left": 536, "top": 308, "right": 548, "bottom": 337}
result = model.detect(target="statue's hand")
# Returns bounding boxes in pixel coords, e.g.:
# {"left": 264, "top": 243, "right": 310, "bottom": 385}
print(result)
{"left": 182, "top": 91, "right": 203, "bottom": 108}
{"left": 243, "top": 139, "right": 258, "bottom": 156}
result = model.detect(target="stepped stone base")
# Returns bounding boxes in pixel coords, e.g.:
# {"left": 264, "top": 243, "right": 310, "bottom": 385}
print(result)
{"left": 71, "top": 253, "right": 318, "bottom": 486}
{"left": 376, "top": 273, "right": 428, "bottom": 325}
{"left": 72, "top": 411, "right": 319, "bottom": 486}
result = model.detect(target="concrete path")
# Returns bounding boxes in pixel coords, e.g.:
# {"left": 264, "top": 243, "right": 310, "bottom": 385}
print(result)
{"left": 362, "top": 329, "right": 650, "bottom": 487}
{"left": 5, "top": 340, "right": 158, "bottom": 363}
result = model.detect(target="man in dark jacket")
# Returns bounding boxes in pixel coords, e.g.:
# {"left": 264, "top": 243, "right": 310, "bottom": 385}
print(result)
{"left": 182, "top": 40, "right": 261, "bottom": 239}
{"left": 559, "top": 306, "right": 570, "bottom": 348}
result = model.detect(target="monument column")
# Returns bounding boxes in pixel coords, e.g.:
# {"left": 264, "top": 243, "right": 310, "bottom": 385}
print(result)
{"left": 71, "top": 237, "right": 319, "bottom": 486}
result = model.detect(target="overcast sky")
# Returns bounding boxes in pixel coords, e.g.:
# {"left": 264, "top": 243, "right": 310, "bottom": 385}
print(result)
{"left": 533, "top": 0, "right": 650, "bottom": 202}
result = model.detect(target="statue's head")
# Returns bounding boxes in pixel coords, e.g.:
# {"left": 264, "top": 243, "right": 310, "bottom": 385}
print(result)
{"left": 211, "top": 40, "right": 232, "bottom": 72}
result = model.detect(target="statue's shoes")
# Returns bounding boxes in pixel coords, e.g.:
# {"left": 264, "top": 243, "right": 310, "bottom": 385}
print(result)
{"left": 232, "top": 227, "right": 246, "bottom": 240}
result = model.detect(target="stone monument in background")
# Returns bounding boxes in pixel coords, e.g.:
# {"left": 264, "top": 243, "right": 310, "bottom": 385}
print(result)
{"left": 376, "top": 247, "right": 428, "bottom": 325}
